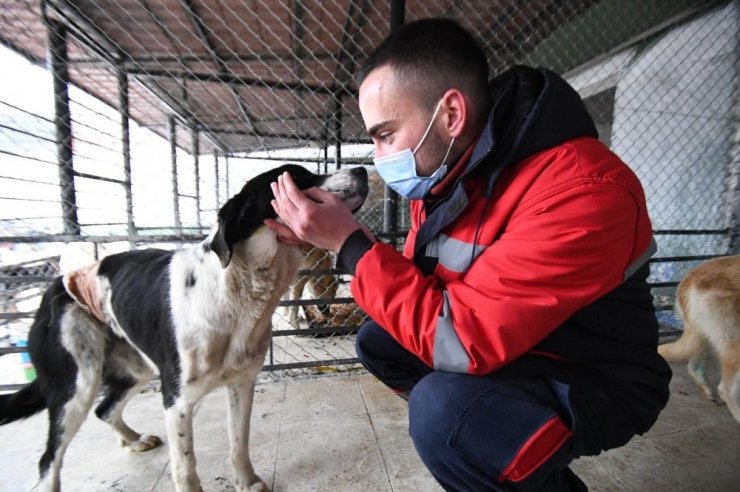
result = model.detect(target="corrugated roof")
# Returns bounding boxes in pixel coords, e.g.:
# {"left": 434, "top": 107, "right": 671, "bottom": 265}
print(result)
{"left": 2, "top": 0, "right": 677, "bottom": 156}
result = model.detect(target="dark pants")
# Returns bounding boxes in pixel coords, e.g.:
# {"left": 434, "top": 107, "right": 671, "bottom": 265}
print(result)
{"left": 355, "top": 321, "right": 642, "bottom": 492}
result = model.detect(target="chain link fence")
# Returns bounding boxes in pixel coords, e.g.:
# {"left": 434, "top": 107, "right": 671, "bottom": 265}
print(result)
{"left": 0, "top": 0, "right": 737, "bottom": 387}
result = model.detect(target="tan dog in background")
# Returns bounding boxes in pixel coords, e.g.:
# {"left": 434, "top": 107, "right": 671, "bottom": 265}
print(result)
{"left": 285, "top": 245, "right": 338, "bottom": 327}
{"left": 658, "top": 255, "right": 740, "bottom": 424}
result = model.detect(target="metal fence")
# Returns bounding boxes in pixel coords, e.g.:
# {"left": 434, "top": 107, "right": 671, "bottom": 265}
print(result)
{"left": 0, "top": 0, "right": 737, "bottom": 388}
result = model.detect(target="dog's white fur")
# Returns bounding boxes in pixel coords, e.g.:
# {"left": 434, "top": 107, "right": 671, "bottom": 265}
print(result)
{"left": 658, "top": 255, "right": 740, "bottom": 424}
{"left": 54, "top": 226, "right": 301, "bottom": 492}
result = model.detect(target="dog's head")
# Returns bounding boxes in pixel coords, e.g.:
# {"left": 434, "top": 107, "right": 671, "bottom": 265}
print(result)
{"left": 210, "top": 164, "right": 368, "bottom": 268}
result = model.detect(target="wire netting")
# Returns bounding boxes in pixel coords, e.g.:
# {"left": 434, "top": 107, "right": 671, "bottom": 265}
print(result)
{"left": 0, "top": 0, "right": 737, "bottom": 386}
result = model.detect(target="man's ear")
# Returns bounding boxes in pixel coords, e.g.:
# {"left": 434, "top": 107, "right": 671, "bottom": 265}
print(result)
{"left": 441, "top": 88, "right": 467, "bottom": 138}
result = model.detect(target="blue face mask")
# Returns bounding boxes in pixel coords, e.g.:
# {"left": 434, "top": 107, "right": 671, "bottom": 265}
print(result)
{"left": 373, "top": 99, "right": 456, "bottom": 200}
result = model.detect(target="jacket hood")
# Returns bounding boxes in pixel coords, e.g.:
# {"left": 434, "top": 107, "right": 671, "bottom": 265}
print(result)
{"left": 467, "top": 65, "right": 598, "bottom": 191}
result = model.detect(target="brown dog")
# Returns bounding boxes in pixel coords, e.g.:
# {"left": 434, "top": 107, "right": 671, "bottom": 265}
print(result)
{"left": 658, "top": 255, "right": 740, "bottom": 424}
{"left": 285, "top": 245, "right": 338, "bottom": 327}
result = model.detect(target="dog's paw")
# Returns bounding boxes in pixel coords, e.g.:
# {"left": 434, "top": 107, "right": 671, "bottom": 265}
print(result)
{"left": 249, "top": 481, "right": 270, "bottom": 492}
{"left": 124, "top": 434, "right": 163, "bottom": 452}
{"left": 234, "top": 477, "right": 270, "bottom": 492}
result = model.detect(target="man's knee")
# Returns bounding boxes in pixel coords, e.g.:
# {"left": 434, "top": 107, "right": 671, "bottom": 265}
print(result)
{"left": 408, "top": 373, "right": 461, "bottom": 474}
{"left": 354, "top": 320, "right": 382, "bottom": 364}
{"left": 408, "top": 372, "right": 578, "bottom": 491}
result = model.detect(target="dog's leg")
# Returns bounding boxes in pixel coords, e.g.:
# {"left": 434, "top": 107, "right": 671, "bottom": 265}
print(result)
{"left": 288, "top": 276, "right": 309, "bottom": 327}
{"left": 96, "top": 376, "right": 162, "bottom": 451}
{"left": 96, "top": 342, "right": 162, "bottom": 451}
{"left": 164, "top": 398, "right": 202, "bottom": 492}
{"left": 39, "top": 310, "right": 104, "bottom": 492}
{"left": 227, "top": 378, "right": 269, "bottom": 492}
{"left": 717, "top": 345, "right": 740, "bottom": 424}
{"left": 659, "top": 321, "right": 716, "bottom": 399}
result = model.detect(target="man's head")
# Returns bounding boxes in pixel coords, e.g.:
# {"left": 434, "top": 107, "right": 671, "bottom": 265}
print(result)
{"left": 357, "top": 18, "right": 491, "bottom": 177}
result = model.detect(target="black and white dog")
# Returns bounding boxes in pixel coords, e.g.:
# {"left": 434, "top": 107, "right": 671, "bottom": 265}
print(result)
{"left": 0, "top": 164, "right": 368, "bottom": 492}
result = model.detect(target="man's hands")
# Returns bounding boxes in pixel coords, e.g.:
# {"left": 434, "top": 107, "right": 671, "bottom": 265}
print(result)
{"left": 265, "top": 171, "right": 369, "bottom": 252}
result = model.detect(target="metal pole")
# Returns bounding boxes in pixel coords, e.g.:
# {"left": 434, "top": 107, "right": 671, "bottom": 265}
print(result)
{"left": 333, "top": 96, "right": 342, "bottom": 170}
{"left": 384, "top": 0, "right": 405, "bottom": 247}
{"left": 192, "top": 126, "right": 201, "bottom": 230}
{"left": 118, "top": 64, "right": 135, "bottom": 249}
{"left": 323, "top": 142, "right": 329, "bottom": 174}
{"left": 225, "top": 155, "right": 230, "bottom": 199}
{"left": 169, "top": 115, "right": 182, "bottom": 231}
{"left": 47, "top": 18, "right": 79, "bottom": 235}
{"left": 214, "top": 149, "right": 220, "bottom": 209}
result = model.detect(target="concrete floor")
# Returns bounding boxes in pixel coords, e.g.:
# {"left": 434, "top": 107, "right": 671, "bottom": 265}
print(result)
{"left": 1, "top": 361, "right": 739, "bottom": 492}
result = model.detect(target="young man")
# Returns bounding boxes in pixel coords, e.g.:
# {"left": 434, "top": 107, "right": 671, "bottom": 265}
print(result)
{"left": 266, "top": 18, "right": 671, "bottom": 491}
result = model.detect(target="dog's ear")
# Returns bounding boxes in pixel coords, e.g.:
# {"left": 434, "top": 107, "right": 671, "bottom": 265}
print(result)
{"left": 210, "top": 218, "right": 232, "bottom": 268}
{"left": 209, "top": 187, "right": 261, "bottom": 268}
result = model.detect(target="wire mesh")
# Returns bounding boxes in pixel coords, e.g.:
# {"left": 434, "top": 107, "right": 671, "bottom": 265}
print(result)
{"left": 0, "top": 0, "right": 737, "bottom": 385}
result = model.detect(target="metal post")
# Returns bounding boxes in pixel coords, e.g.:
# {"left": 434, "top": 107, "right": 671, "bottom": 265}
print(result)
{"left": 118, "top": 64, "right": 135, "bottom": 249}
{"left": 333, "top": 96, "right": 343, "bottom": 170}
{"left": 225, "top": 155, "right": 230, "bottom": 199}
{"left": 323, "top": 142, "right": 329, "bottom": 174}
{"left": 383, "top": 0, "right": 405, "bottom": 247}
{"left": 214, "top": 149, "right": 220, "bottom": 209}
{"left": 391, "top": 0, "right": 405, "bottom": 30}
{"left": 192, "top": 126, "right": 201, "bottom": 230}
{"left": 169, "top": 115, "right": 182, "bottom": 232}
{"left": 48, "top": 18, "right": 79, "bottom": 235}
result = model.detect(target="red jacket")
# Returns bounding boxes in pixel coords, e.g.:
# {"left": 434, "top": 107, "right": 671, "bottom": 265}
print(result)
{"left": 338, "top": 67, "right": 670, "bottom": 424}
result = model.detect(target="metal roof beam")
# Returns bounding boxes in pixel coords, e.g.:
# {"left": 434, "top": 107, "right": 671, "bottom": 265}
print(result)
{"left": 124, "top": 67, "right": 341, "bottom": 95}
{"left": 179, "top": 0, "right": 269, "bottom": 152}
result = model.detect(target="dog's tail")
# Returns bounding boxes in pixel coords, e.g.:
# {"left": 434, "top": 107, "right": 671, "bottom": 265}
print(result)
{"left": 0, "top": 380, "right": 46, "bottom": 425}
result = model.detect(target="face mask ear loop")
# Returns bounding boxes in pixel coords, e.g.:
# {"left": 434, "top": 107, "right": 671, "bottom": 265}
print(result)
{"left": 413, "top": 99, "right": 445, "bottom": 155}
{"left": 440, "top": 137, "right": 456, "bottom": 167}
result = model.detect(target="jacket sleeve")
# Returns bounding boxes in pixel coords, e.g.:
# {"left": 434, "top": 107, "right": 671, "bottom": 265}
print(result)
{"left": 350, "top": 180, "right": 652, "bottom": 375}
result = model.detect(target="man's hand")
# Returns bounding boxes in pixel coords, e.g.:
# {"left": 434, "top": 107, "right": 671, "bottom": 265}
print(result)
{"left": 265, "top": 171, "right": 365, "bottom": 252}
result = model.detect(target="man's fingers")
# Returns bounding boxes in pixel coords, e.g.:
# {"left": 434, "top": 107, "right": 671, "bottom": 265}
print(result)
{"left": 278, "top": 172, "right": 314, "bottom": 206}
{"left": 302, "top": 186, "right": 338, "bottom": 204}
{"left": 263, "top": 218, "right": 304, "bottom": 245}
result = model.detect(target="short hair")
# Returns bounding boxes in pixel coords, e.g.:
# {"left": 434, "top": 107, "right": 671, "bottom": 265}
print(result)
{"left": 356, "top": 18, "right": 491, "bottom": 121}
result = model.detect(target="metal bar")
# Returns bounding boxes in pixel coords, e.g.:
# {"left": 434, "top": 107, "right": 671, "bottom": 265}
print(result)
{"left": 383, "top": 0, "right": 405, "bottom": 248}
{"left": 0, "top": 234, "right": 205, "bottom": 243}
{"left": 73, "top": 171, "right": 126, "bottom": 185}
{"left": 649, "top": 282, "right": 681, "bottom": 288}
{"left": 225, "top": 155, "right": 230, "bottom": 198}
{"left": 190, "top": 125, "right": 321, "bottom": 142}
{"left": 333, "top": 96, "right": 342, "bottom": 170}
{"left": 649, "top": 254, "right": 726, "bottom": 263}
{"left": 262, "top": 358, "right": 360, "bottom": 372}
{"left": 272, "top": 326, "right": 361, "bottom": 337}
{"left": 192, "top": 126, "right": 201, "bottom": 229}
{"left": 278, "top": 297, "right": 355, "bottom": 308}
{"left": 47, "top": 18, "right": 80, "bottom": 236}
{"left": 124, "top": 66, "right": 342, "bottom": 96}
{"left": 214, "top": 149, "right": 220, "bottom": 209}
{"left": 178, "top": 0, "right": 269, "bottom": 152}
{"left": 227, "top": 155, "right": 373, "bottom": 165}
{"left": 169, "top": 115, "right": 182, "bottom": 231}
{"left": 390, "top": 0, "right": 405, "bottom": 30}
{"left": 653, "top": 229, "right": 731, "bottom": 235}
{"left": 118, "top": 64, "right": 136, "bottom": 249}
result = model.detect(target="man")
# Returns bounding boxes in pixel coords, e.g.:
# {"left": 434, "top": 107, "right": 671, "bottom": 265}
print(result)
{"left": 266, "top": 18, "right": 671, "bottom": 491}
